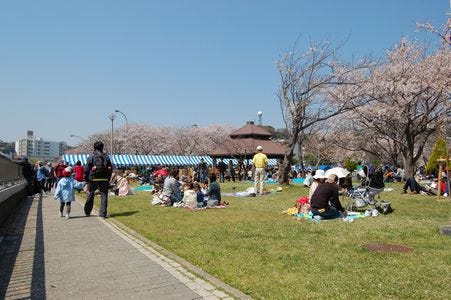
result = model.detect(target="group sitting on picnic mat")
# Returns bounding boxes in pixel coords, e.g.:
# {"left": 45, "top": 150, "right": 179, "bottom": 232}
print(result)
{"left": 287, "top": 170, "right": 352, "bottom": 220}
{"left": 151, "top": 169, "right": 223, "bottom": 209}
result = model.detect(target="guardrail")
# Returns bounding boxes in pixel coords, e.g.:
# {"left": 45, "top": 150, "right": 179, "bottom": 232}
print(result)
{"left": 0, "top": 154, "right": 26, "bottom": 225}
{"left": 0, "top": 154, "right": 24, "bottom": 190}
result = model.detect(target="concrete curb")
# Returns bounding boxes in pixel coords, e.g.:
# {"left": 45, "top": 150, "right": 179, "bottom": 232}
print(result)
{"left": 75, "top": 196, "right": 251, "bottom": 300}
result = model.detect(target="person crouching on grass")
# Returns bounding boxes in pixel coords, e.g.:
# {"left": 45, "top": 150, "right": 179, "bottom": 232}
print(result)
{"left": 54, "top": 166, "right": 85, "bottom": 219}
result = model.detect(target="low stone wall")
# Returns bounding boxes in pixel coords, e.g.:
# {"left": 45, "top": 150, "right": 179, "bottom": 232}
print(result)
{"left": 0, "top": 183, "right": 27, "bottom": 226}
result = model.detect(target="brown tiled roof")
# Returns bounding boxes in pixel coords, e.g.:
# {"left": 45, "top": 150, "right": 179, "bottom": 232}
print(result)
{"left": 230, "top": 123, "right": 272, "bottom": 139}
{"left": 210, "top": 138, "right": 286, "bottom": 158}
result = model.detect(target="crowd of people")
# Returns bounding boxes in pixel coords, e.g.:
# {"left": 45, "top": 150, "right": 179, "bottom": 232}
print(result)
{"left": 20, "top": 140, "right": 449, "bottom": 221}
{"left": 151, "top": 168, "right": 223, "bottom": 209}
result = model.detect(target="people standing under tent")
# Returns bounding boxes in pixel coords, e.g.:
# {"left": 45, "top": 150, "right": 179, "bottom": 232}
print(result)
{"left": 217, "top": 158, "right": 227, "bottom": 183}
{"left": 252, "top": 145, "right": 268, "bottom": 195}
{"left": 45, "top": 162, "right": 56, "bottom": 193}
{"left": 228, "top": 160, "right": 235, "bottom": 182}
{"left": 197, "top": 158, "right": 208, "bottom": 182}
{"left": 84, "top": 141, "right": 113, "bottom": 218}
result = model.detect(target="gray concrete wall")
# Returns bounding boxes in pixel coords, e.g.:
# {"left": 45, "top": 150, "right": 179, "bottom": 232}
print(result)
{"left": 0, "top": 183, "right": 27, "bottom": 225}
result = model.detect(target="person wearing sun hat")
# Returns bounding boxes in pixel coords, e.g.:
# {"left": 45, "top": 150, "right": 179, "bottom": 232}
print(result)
{"left": 54, "top": 166, "right": 85, "bottom": 219}
{"left": 310, "top": 173, "right": 347, "bottom": 220}
{"left": 252, "top": 145, "right": 268, "bottom": 195}
{"left": 308, "top": 169, "right": 327, "bottom": 200}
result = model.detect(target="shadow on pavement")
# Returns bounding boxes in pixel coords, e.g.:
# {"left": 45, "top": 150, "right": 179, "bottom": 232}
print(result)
{"left": 0, "top": 193, "right": 46, "bottom": 299}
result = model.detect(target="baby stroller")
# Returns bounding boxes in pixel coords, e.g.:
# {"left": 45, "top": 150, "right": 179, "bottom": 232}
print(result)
{"left": 346, "top": 167, "right": 392, "bottom": 214}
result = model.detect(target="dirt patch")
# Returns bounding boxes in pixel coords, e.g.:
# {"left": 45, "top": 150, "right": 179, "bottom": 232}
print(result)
{"left": 362, "top": 243, "right": 414, "bottom": 253}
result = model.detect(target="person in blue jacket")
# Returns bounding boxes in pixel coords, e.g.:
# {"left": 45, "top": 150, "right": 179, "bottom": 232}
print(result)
{"left": 54, "top": 166, "right": 85, "bottom": 219}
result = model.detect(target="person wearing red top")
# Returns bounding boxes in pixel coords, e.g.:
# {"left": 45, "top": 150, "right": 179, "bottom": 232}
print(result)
{"left": 153, "top": 165, "right": 169, "bottom": 178}
{"left": 54, "top": 160, "right": 66, "bottom": 186}
{"left": 74, "top": 160, "right": 84, "bottom": 182}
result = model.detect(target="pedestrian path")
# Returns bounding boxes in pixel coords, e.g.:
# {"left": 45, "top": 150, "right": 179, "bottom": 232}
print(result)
{"left": 0, "top": 192, "right": 248, "bottom": 299}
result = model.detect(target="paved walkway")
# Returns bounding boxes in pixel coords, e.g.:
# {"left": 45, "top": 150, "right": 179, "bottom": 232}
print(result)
{"left": 0, "top": 192, "right": 248, "bottom": 299}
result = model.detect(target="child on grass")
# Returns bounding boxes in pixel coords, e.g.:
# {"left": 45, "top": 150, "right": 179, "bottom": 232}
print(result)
{"left": 54, "top": 166, "right": 85, "bottom": 219}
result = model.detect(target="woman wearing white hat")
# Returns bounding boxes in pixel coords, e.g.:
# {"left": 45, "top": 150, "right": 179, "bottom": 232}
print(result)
{"left": 308, "top": 169, "right": 327, "bottom": 200}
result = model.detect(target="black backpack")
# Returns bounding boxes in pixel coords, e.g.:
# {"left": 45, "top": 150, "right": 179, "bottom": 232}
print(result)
{"left": 90, "top": 151, "right": 109, "bottom": 180}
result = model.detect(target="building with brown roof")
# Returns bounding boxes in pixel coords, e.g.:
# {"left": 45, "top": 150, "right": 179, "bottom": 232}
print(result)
{"left": 210, "top": 121, "right": 287, "bottom": 159}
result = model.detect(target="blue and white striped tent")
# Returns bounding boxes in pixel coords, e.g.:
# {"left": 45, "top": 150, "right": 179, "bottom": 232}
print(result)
{"left": 63, "top": 154, "right": 278, "bottom": 167}
{"left": 63, "top": 154, "right": 214, "bottom": 168}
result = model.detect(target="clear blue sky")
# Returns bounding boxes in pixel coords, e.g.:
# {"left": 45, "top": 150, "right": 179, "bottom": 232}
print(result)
{"left": 0, "top": 0, "right": 448, "bottom": 143}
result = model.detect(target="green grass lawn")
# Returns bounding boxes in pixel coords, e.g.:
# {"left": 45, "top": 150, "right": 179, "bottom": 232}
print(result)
{"left": 91, "top": 180, "right": 451, "bottom": 299}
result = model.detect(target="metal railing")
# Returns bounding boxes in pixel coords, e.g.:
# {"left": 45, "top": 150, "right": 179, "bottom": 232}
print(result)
{"left": 0, "top": 154, "right": 24, "bottom": 190}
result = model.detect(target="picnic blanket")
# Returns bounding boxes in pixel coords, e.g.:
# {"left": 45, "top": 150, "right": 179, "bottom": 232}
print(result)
{"left": 294, "top": 211, "right": 366, "bottom": 222}
{"left": 134, "top": 185, "right": 154, "bottom": 192}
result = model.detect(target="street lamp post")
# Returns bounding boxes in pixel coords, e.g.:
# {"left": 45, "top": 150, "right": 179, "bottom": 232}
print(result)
{"left": 108, "top": 113, "right": 116, "bottom": 155}
{"left": 69, "top": 134, "right": 84, "bottom": 143}
{"left": 114, "top": 109, "right": 128, "bottom": 154}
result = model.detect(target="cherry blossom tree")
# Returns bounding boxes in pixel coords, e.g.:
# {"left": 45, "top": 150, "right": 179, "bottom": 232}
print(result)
{"left": 276, "top": 39, "right": 372, "bottom": 184}
{"left": 348, "top": 38, "right": 451, "bottom": 178}
{"left": 416, "top": 19, "right": 451, "bottom": 46}
{"left": 71, "top": 123, "right": 235, "bottom": 156}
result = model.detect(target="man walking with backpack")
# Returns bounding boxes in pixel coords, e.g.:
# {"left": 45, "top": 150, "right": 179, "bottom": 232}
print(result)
{"left": 84, "top": 141, "right": 113, "bottom": 218}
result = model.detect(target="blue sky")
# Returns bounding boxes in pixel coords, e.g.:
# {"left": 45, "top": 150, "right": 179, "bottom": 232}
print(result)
{"left": 0, "top": 0, "right": 448, "bottom": 143}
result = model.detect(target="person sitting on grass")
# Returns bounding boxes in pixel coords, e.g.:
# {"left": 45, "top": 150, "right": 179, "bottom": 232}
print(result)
{"left": 308, "top": 169, "right": 327, "bottom": 200}
{"left": 206, "top": 174, "right": 221, "bottom": 207}
{"left": 402, "top": 176, "right": 429, "bottom": 194}
{"left": 162, "top": 168, "right": 181, "bottom": 206}
{"left": 310, "top": 173, "right": 347, "bottom": 220}
{"left": 193, "top": 182, "right": 205, "bottom": 208}
{"left": 113, "top": 172, "right": 134, "bottom": 196}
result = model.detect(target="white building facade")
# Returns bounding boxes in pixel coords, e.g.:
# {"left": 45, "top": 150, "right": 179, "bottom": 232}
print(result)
{"left": 15, "top": 130, "right": 67, "bottom": 160}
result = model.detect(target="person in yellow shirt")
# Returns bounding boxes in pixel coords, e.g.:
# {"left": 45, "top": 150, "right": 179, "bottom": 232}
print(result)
{"left": 253, "top": 145, "right": 268, "bottom": 194}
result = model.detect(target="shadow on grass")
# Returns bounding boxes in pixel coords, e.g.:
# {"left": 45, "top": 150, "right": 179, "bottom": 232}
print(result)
{"left": 111, "top": 211, "right": 140, "bottom": 217}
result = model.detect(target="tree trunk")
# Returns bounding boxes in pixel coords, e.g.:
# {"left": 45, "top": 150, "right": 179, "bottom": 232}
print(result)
{"left": 279, "top": 142, "right": 296, "bottom": 184}
{"left": 402, "top": 154, "right": 415, "bottom": 180}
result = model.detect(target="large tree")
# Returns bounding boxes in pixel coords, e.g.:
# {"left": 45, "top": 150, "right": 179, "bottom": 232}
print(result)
{"left": 349, "top": 38, "right": 451, "bottom": 178}
{"left": 276, "top": 39, "right": 372, "bottom": 183}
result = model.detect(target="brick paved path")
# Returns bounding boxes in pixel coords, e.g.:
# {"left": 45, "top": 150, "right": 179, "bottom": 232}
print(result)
{"left": 0, "top": 192, "right": 246, "bottom": 299}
